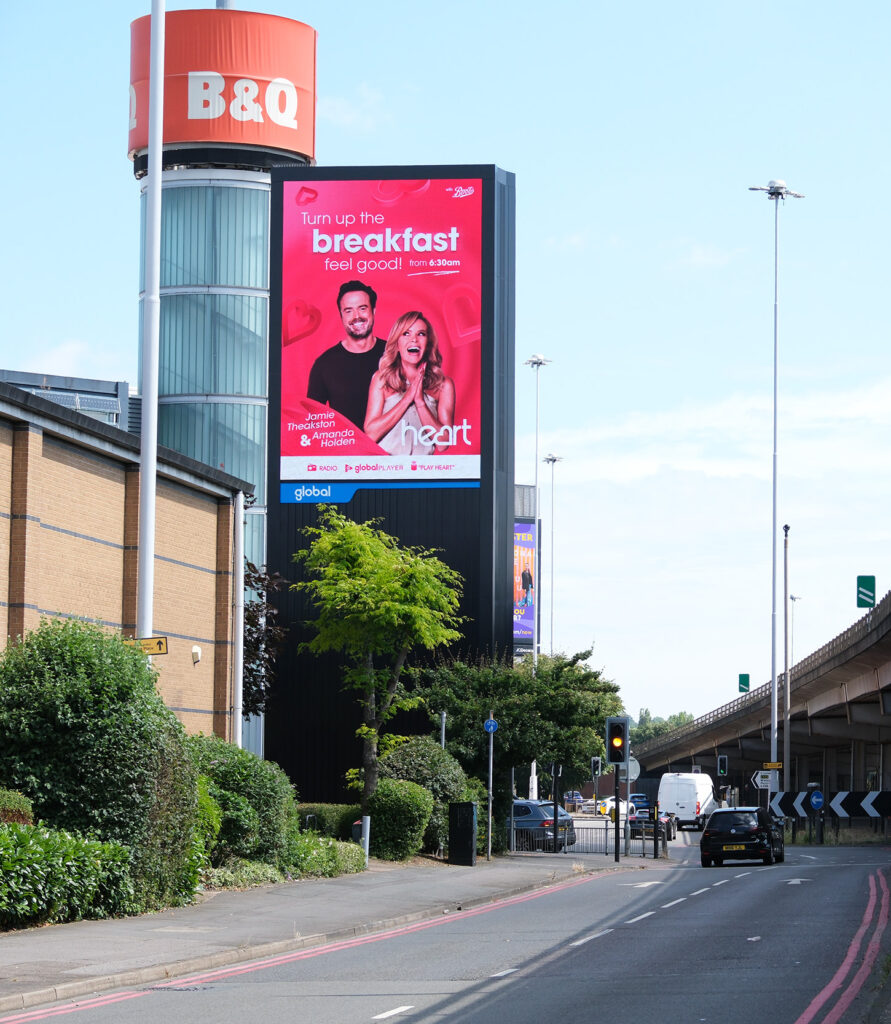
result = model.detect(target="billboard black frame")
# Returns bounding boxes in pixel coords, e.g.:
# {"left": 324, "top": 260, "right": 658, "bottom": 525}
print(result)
{"left": 265, "top": 165, "right": 515, "bottom": 800}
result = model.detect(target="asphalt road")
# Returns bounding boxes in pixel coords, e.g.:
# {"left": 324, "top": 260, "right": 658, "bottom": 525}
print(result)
{"left": 5, "top": 838, "right": 888, "bottom": 1024}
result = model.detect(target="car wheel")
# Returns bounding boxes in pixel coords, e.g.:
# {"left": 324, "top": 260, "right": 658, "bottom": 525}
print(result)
{"left": 777, "top": 848, "right": 785, "bottom": 863}
{"left": 763, "top": 848, "right": 774, "bottom": 866}
{"left": 713, "top": 857, "right": 723, "bottom": 867}
{"left": 700, "top": 854, "right": 711, "bottom": 867}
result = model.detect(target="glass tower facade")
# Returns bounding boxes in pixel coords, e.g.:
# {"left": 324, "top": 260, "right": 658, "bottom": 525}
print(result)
{"left": 139, "top": 168, "right": 272, "bottom": 753}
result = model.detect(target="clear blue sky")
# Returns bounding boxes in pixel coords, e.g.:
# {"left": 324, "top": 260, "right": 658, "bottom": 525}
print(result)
{"left": 2, "top": 1, "right": 889, "bottom": 722}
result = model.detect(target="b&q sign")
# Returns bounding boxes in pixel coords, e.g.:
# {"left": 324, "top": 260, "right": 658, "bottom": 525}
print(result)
{"left": 129, "top": 10, "right": 316, "bottom": 161}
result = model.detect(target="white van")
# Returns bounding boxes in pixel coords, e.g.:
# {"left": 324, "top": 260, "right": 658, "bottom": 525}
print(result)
{"left": 657, "top": 772, "right": 718, "bottom": 830}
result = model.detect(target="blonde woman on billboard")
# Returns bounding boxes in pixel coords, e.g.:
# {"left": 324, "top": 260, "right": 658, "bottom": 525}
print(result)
{"left": 364, "top": 311, "right": 456, "bottom": 455}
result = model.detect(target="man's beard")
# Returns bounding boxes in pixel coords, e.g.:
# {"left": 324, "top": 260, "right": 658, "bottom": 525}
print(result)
{"left": 346, "top": 319, "right": 372, "bottom": 340}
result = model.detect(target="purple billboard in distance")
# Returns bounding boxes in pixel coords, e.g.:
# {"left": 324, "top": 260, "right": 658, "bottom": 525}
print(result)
{"left": 513, "top": 519, "right": 535, "bottom": 644}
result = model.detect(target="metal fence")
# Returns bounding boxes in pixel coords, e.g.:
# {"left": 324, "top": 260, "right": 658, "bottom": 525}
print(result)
{"left": 510, "top": 819, "right": 668, "bottom": 858}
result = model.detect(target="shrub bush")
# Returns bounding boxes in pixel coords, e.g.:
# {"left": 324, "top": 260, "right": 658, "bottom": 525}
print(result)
{"left": 367, "top": 778, "right": 433, "bottom": 861}
{"left": 0, "top": 823, "right": 135, "bottom": 928}
{"left": 379, "top": 737, "right": 468, "bottom": 852}
{"left": 211, "top": 788, "right": 261, "bottom": 863}
{"left": 0, "top": 789, "right": 33, "bottom": 825}
{"left": 0, "top": 619, "right": 198, "bottom": 911}
{"left": 194, "top": 775, "right": 222, "bottom": 864}
{"left": 203, "top": 858, "right": 284, "bottom": 889}
{"left": 296, "top": 803, "right": 361, "bottom": 840}
{"left": 187, "top": 734, "right": 297, "bottom": 868}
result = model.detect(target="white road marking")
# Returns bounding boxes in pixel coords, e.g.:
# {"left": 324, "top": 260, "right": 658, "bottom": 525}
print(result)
{"left": 735, "top": 872, "right": 752, "bottom": 877}
{"left": 619, "top": 881, "right": 664, "bottom": 888}
{"left": 490, "top": 969, "right": 518, "bottom": 977}
{"left": 689, "top": 888, "right": 711, "bottom": 896}
{"left": 373, "top": 1008, "right": 415, "bottom": 1020}
{"left": 747, "top": 936, "right": 761, "bottom": 942}
{"left": 712, "top": 879, "right": 730, "bottom": 886}
{"left": 570, "top": 929, "right": 614, "bottom": 946}
{"left": 626, "top": 912, "right": 656, "bottom": 923}
{"left": 662, "top": 898, "right": 686, "bottom": 908}
{"left": 785, "top": 878, "right": 811, "bottom": 885}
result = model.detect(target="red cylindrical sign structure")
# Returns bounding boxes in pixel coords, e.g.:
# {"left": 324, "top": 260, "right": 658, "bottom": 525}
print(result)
{"left": 129, "top": 9, "right": 316, "bottom": 163}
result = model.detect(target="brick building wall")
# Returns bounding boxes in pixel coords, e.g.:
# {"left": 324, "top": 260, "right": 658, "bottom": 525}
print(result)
{"left": 0, "top": 383, "right": 251, "bottom": 740}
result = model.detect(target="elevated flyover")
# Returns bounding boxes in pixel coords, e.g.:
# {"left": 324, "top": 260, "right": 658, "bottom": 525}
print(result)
{"left": 634, "top": 592, "right": 891, "bottom": 796}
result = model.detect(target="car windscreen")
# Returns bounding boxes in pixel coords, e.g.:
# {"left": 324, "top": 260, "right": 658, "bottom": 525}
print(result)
{"left": 708, "top": 812, "right": 758, "bottom": 832}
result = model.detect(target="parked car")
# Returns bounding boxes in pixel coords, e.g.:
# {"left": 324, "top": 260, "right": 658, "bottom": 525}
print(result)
{"left": 629, "top": 807, "right": 677, "bottom": 840}
{"left": 597, "top": 796, "right": 635, "bottom": 819}
{"left": 510, "top": 799, "right": 577, "bottom": 851}
{"left": 629, "top": 792, "right": 650, "bottom": 812}
{"left": 563, "top": 790, "right": 584, "bottom": 806}
{"left": 699, "top": 806, "right": 785, "bottom": 867}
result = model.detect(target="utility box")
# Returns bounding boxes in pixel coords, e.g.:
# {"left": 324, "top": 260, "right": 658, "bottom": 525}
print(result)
{"left": 448, "top": 802, "right": 478, "bottom": 866}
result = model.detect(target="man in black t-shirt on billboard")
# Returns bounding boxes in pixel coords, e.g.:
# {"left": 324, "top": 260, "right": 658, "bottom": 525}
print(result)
{"left": 306, "top": 280, "right": 386, "bottom": 430}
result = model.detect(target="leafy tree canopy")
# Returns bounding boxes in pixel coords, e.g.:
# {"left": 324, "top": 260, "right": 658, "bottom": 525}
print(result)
{"left": 416, "top": 650, "right": 622, "bottom": 794}
{"left": 293, "top": 506, "right": 464, "bottom": 813}
{"left": 631, "top": 707, "right": 695, "bottom": 745}
{"left": 241, "top": 560, "right": 289, "bottom": 719}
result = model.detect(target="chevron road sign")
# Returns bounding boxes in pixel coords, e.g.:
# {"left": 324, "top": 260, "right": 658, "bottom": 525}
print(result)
{"left": 770, "top": 791, "right": 891, "bottom": 818}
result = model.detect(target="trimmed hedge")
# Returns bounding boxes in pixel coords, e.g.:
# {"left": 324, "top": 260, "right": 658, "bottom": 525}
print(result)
{"left": 0, "top": 619, "right": 198, "bottom": 910}
{"left": 367, "top": 778, "right": 433, "bottom": 861}
{"left": 0, "top": 789, "right": 33, "bottom": 826}
{"left": 187, "top": 735, "right": 297, "bottom": 868}
{"left": 0, "top": 823, "right": 135, "bottom": 928}
{"left": 379, "top": 737, "right": 468, "bottom": 852}
{"left": 296, "top": 803, "right": 361, "bottom": 840}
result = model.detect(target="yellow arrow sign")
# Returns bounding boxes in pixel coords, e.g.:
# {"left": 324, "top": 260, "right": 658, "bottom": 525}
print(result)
{"left": 126, "top": 636, "right": 169, "bottom": 656}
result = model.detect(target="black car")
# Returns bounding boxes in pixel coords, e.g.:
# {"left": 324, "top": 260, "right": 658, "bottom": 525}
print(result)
{"left": 510, "top": 799, "right": 577, "bottom": 851}
{"left": 700, "top": 806, "right": 785, "bottom": 867}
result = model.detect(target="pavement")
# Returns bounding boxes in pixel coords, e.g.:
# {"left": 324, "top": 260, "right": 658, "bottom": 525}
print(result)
{"left": 0, "top": 849, "right": 660, "bottom": 1014}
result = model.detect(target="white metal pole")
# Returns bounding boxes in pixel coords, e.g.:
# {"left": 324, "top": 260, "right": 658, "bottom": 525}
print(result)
{"left": 532, "top": 366, "right": 541, "bottom": 672}
{"left": 770, "top": 191, "right": 779, "bottom": 773}
{"left": 783, "top": 525, "right": 790, "bottom": 791}
{"left": 137, "top": 0, "right": 165, "bottom": 640}
{"left": 233, "top": 491, "right": 245, "bottom": 748}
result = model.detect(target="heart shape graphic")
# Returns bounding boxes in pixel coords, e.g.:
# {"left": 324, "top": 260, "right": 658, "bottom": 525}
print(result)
{"left": 284, "top": 300, "right": 322, "bottom": 344}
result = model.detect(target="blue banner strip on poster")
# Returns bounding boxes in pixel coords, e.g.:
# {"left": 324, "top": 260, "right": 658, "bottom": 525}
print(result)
{"left": 281, "top": 481, "right": 481, "bottom": 504}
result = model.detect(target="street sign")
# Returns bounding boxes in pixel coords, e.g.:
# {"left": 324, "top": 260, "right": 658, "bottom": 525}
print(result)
{"left": 770, "top": 790, "right": 891, "bottom": 818}
{"left": 484, "top": 718, "right": 498, "bottom": 733}
{"left": 619, "top": 756, "right": 640, "bottom": 783}
{"left": 857, "top": 575, "right": 876, "bottom": 608}
{"left": 809, "top": 790, "right": 824, "bottom": 810}
{"left": 763, "top": 762, "right": 782, "bottom": 770}
{"left": 739, "top": 673, "right": 750, "bottom": 693}
{"left": 126, "top": 636, "right": 168, "bottom": 656}
{"left": 752, "top": 771, "right": 772, "bottom": 790}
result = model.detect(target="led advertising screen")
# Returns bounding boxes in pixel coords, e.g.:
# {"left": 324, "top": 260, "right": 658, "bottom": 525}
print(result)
{"left": 513, "top": 519, "right": 536, "bottom": 645}
{"left": 276, "top": 173, "right": 483, "bottom": 498}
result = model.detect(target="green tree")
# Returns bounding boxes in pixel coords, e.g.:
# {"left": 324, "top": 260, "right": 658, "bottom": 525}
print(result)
{"left": 242, "top": 560, "right": 289, "bottom": 718}
{"left": 417, "top": 650, "right": 622, "bottom": 794}
{"left": 631, "top": 707, "right": 695, "bottom": 744}
{"left": 293, "top": 507, "right": 464, "bottom": 813}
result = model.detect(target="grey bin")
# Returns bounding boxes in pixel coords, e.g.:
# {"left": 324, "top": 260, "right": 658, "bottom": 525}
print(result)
{"left": 448, "top": 801, "right": 477, "bottom": 866}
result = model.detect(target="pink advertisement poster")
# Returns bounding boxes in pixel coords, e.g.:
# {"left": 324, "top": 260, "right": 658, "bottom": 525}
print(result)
{"left": 279, "top": 175, "right": 483, "bottom": 483}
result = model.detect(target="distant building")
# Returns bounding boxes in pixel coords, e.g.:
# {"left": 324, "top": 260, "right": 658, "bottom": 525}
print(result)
{"left": 0, "top": 369, "right": 139, "bottom": 434}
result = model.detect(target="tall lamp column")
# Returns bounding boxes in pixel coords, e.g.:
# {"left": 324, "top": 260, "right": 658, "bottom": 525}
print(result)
{"left": 748, "top": 179, "right": 804, "bottom": 795}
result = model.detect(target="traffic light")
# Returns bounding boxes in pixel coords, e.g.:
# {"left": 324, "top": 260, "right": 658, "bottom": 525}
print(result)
{"left": 591, "top": 756, "right": 602, "bottom": 778}
{"left": 605, "top": 716, "right": 629, "bottom": 765}
{"left": 717, "top": 754, "right": 728, "bottom": 777}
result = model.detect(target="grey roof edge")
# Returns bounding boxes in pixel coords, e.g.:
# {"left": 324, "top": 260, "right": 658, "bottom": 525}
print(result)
{"left": 0, "top": 381, "right": 254, "bottom": 496}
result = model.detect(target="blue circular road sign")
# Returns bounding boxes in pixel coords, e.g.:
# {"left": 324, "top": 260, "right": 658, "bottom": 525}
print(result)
{"left": 810, "top": 790, "right": 824, "bottom": 810}
{"left": 484, "top": 719, "right": 498, "bottom": 733}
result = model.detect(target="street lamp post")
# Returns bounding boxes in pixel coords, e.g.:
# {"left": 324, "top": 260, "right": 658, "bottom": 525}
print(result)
{"left": 748, "top": 179, "right": 803, "bottom": 793}
{"left": 544, "top": 454, "right": 563, "bottom": 655}
{"left": 524, "top": 355, "right": 550, "bottom": 673}
{"left": 525, "top": 354, "right": 550, "bottom": 803}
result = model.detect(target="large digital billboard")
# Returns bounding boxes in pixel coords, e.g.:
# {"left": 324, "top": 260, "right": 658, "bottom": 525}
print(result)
{"left": 276, "top": 173, "right": 483, "bottom": 497}
{"left": 513, "top": 519, "right": 536, "bottom": 645}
